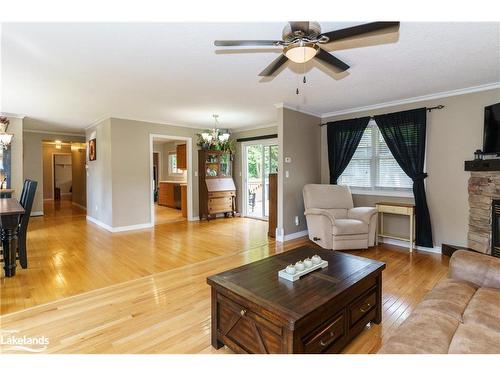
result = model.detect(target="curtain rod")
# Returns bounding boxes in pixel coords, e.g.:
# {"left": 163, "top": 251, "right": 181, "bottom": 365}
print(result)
{"left": 319, "top": 105, "right": 445, "bottom": 127}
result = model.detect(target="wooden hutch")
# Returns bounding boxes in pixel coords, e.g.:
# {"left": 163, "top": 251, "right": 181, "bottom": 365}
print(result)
{"left": 198, "top": 150, "right": 236, "bottom": 220}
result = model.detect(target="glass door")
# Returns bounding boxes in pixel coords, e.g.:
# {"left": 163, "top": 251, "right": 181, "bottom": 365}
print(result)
{"left": 243, "top": 140, "right": 278, "bottom": 219}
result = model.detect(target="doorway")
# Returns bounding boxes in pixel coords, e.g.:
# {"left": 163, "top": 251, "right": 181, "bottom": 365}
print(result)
{"left": 242, "top": 139, "right": 278, "bottom": 219}
{"left": 149, "top": 134, "right": 193, "bottom": 225}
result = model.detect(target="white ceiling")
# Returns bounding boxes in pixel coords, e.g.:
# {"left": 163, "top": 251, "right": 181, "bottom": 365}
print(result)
{"left": 2, "top": 22, "right": 499, "bottom": 133}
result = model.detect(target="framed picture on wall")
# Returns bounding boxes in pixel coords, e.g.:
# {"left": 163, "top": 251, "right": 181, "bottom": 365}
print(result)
{"left": 88, "top": 138, "right": 96, "bottom": 161}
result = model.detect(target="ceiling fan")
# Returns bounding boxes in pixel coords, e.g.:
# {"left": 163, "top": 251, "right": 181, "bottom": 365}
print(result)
{"left": 214, "top": 21, "right": 400, "bottom": 77}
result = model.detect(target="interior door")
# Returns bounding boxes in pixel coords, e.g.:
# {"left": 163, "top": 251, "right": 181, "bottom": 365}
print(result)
{"left": 243, "top": 140, "right": 278, "bottom": 219}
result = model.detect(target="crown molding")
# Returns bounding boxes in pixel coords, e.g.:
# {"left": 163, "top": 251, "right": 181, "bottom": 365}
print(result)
{"left": 274, "top": 102, "right": 322, "bottom": 118}
{"left": 321, "top": 82, "right": 500, "bottom": 119}
{"left": 23, "top": 129, "right": 85, "bottom": 137}
{"left": 231, "top": 122, "right": 278, "bottom": 133}
{"left": 0, "top": 112, "right": 26, "bottom": 119}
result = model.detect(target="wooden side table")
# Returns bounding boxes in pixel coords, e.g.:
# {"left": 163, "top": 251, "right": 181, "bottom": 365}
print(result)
{"left": 375, "top": 202, "right": 416, "bottom": 252}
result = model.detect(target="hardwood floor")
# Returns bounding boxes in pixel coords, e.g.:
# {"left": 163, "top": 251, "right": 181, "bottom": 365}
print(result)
{"left": 1, "top": 200, "right": 450, "bottom": 354}
{"left": 1, "top": 199, "right": 271, "bottom": 314}
{"left": 154, "top": 204, "right": 185, "bottom": 225}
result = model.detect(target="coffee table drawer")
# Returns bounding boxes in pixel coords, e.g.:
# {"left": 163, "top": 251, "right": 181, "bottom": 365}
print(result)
{"left": 303, "top": 312, "right": 346, "bottom": 353}
{"left": 217, "top": 294, "right": 283, "bottom": 353}
{"left": 349, "top": 289, "right": 377, "bottom": 327}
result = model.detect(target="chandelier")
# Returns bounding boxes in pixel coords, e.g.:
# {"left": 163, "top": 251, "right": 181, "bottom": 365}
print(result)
{"left": 0, "top": 116, "right": 14, "bottom": 150}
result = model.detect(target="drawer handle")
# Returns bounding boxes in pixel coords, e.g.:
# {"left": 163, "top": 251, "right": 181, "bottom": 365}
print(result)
{"left": 240, "top": 309, "right": 246, "bottom": 316}
{"left": 319, "top": 331, "right": 337, "bottom": 347}
{"left": 359, "top": 302, "right": 371, "bottom": 313}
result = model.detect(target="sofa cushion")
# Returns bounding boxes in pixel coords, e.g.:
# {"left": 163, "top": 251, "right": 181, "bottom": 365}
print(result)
{"left": 303, "top": 184, "right": 354, "bottom": 210}
{"left": 379, "top": 310, "right": 459, "bottom": 354}
{"left": 323, "top": 208, "right": 348, "bottom": 219}
{"left": 448, "top": 323, "right": 500, "bottom": 354}
{"left": 331, "top": 219, "right": 368, "bottom": 236}
{"left": 463, "top": 287, "right": 500, "bottom": 332}
{"left": 414, "top": 278, "right": 477, "bottom": 321}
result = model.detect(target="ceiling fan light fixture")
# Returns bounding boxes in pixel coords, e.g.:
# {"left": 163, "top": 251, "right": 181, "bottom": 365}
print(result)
{"left": 284, "top": 43, "right": 318, "bottom": 63}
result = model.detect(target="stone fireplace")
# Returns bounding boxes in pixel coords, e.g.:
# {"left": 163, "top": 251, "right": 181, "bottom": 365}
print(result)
{"left": 467, "top": 171, "right": 500, "bottom": 254}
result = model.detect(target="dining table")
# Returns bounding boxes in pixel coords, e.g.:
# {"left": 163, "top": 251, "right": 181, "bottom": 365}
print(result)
{"left": 0, "top": 198, "right": 24, "bottom": 277}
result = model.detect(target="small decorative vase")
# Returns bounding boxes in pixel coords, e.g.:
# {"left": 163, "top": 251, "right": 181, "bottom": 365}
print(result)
{"left": 295, "top": 261, "right": 305, "bottom": 271}
{"left": 311, "top": 255, "right": 322, "bottom": 265}
{"left": 285, "top": 265, "right": 296, "bottom": 275}
{"left": 304, "top": 258, "right": 313, "bottom": 268}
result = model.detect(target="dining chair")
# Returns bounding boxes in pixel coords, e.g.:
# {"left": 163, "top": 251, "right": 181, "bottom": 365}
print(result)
{"left": 18, "top": 179, "right": 37, "bottom": 269}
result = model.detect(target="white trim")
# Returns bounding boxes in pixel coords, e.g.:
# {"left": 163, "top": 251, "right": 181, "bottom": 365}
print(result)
{"left": 30, "top": 211, "right": 43, "bottom": 217}
{"left": 351, "top": 189, "right": 414, "bottom": 198}
{"left": 84, "top": 115, "right": 111, "bottom": 131}
{"left": 23, "top": 129, "right": 85, "bottom": 137}
{"left": 72, "top": 202, "right": 87, "bottom": 210}
{"left": 0, "top": 112, "right": 26, "bottom": 119}
{"left": 274, "top": 102, "right": 322, "bottom": 118}
{"left": 379, "top": 237, "right": 441, "bottom": 254}
{"left": 232, "top": 122, "right": 278, "bottom": 133}
{"left": 321, "top": 82, "right": 500, "bottom": 119}
{"left": 240, "top": 138, "right": 278, "bottom": 219}
{"left": 275, "top": 229, "right": 309, "bottom": 243}
{"left": 149, "top": 134, "right": 194, "bottom": 224}
{"left": 88, "top": 116, "right": 203, "bottom": 131}
{"left": 86, "top": 215, "right": 153, "bottom": 233}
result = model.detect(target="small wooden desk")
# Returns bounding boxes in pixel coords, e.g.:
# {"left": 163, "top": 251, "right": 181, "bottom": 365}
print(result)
{"left": 0, "top": 198, "right": 24, "bottom": 277}
{"left": 375, "top": 202, "right": 415, "bottom": 252}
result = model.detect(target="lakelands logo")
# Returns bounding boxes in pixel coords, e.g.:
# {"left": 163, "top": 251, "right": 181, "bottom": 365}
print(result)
{"left": 0, "top": 329, "right": 49, "bottom": 353}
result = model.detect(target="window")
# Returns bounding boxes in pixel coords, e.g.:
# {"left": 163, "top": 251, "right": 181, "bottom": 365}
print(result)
{"left": 338, "top": 121, "right": 413, "bottom": 194}
{"left": 168, "top": 152, "right": 182, "bottom": 175}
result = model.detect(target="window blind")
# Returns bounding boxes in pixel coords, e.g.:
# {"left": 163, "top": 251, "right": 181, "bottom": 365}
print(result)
{"left": 339, "top": 121, "right": 413, "bottom": 192}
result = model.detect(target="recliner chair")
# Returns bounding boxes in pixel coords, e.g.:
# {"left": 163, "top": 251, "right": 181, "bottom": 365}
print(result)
{"left": 303, "top": 184, "right": 377, "bottom": 250}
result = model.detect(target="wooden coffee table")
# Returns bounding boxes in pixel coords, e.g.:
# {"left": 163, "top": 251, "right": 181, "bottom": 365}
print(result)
{"left": 207, "top": 247, "right": 385, "bottom": 354}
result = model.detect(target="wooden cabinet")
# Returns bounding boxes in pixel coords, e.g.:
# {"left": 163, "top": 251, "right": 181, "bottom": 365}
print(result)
{"left": 268, "top": 173, "right": 277, "bottom": 237}
{"left": 198, "top": 150, "right": 236, "bottom": 220}
{"left": 176, "top": 144, "right": 187, "bottom": 170}
{"left": 158, "top": 182, "right": 175, "bottom": 208}
{"left": 181, "top": 184, "right": 187, "bottom": 218}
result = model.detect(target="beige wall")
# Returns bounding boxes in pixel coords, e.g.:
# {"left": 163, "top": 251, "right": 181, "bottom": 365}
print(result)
{"left": 87, "top": 117, "right": 202, "bottom": 228}
{"left": 23, "top": 128, "right": 85, "bottom": 214}
{"left": 321, "top": 88, "right": 500, "bottom": 248}
{"left": 71, "top": 143, "right": 87, "bottom": 208}
{"left": 86, "top": 119, "right": 113, "bottom": 226}
{"left": 231, "top": 126, "right": 278, "bottom": 213}
{"left": 279, "top": 108, "right": 322, "bottom": 236}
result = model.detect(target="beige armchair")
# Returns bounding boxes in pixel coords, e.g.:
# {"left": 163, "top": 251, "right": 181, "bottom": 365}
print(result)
{"left": 303, "top": 184, "right": 377, "bottom": 250}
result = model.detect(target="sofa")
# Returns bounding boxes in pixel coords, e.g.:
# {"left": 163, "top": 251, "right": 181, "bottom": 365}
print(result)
{"left": 303, "top": 184, "right": 377, "bottom": 250}
{"left": 380, "top": 250, "right": 500, "bottom": 354}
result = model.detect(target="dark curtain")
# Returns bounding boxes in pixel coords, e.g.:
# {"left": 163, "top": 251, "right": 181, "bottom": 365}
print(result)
{"left": 327, "top": 117, "right": 371, "bottom": 184}
{"left": 374, "top": 108, "right": 433, "bottom": 247}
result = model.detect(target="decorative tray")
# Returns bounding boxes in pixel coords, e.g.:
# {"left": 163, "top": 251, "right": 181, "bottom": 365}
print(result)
{"left": 278, "top": 260, "right": 328, "bottom": 282}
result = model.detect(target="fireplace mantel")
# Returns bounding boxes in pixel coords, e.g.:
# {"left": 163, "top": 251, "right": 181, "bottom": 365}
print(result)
{"left": 465, "top": 159, "right": 500, "bottom": 172}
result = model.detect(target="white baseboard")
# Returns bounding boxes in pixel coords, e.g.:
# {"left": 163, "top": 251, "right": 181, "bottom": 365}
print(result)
{"left": 31, "top": 211, "right": 43, "bottom": 217}
{"left": 276, "top": 229, "right": 309, "bottom": 243}
{"left": 379, "top": 237, "right": 442, "bottom": 254}
{"left": 71, "top": 202, "right": 87, "bottom": 210}
{"left": 86, "top": 216, "right": 153, "bottom": 233}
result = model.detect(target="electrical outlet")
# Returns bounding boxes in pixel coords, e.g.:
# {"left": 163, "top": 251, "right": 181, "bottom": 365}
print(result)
{"left": 294, "top": 216, "right": 299, "bottom": 226}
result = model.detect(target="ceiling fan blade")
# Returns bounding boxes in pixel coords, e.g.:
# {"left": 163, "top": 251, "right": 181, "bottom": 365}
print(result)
{"left": 321, "top": 22, "right": 400, "bottom": 43}
{"left": 315, "top": 48, "right": 350, "bottom": 71}
{"left": 214, "top": 40, "right": 282, "bottom": 47}
{"left": 258, "top": 54, "right": 289, "bottom": 76}
{"left": 289, "top": 22, "right": 309, "bottom": 33}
